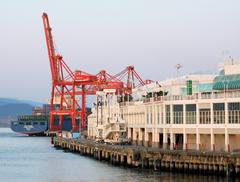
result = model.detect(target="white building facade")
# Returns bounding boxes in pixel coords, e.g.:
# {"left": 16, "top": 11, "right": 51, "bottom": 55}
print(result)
{"left": 88, "top": 59, "right": 240, "bottom": 152}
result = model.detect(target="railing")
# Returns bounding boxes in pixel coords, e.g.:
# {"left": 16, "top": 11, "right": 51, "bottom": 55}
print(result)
{"left": 200, "top": 111, "right": 211, "bottom": 124}
{"left": 118, "top": 91, "right": 240, "bottom": 107}
{"left": 229, "top": 110, "right": 240, "bottom": 124}
{"left": 186, "top": 111, "right": 196, "bottom": 124}
{"left": 213, "top": 111, "right": 225, "bottom": 124}
{"left": 173, "top": 112, "right": 183, "bottom": 124}
{"left": 142, "top": 91, "right": 240, "bottom": 103}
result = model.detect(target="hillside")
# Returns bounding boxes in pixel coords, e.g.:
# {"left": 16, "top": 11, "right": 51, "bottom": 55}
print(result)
{"left": 0, "top": 98, "right": 43, "bottom": 106}
{"left": 0, "top": 98, "right": 43, "bottom": 127}
{"left": 0, "top": 103, "right": 33, "bottom": 117}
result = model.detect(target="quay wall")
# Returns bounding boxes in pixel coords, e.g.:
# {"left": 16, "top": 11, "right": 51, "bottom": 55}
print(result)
{"left": 53, "top": 137, "right": 240, "bottom": 178}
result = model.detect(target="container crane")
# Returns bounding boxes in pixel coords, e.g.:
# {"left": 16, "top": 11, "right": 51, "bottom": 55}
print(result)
{"left": 42, "top": 13, "right": 155, "bottom": 133}
{"left": 42, "top": 13, "right": 98, "bottom": 132}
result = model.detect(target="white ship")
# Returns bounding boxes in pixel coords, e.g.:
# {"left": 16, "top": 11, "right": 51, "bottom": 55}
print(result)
{"left": 88, "top": 58, "right": 240, "bottom": 152}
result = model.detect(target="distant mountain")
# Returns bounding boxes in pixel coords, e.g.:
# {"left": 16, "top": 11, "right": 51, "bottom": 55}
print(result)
{"left": 18, "top": 99, "right": 44, "bottom": 107}
{"left": 0, "top": 98, "right": 44, "bottom": 107}
{"left": 0, "top": 103, "right": 33, "bottom": 117}
{"left": 0, "top": 98, "right": 45, "bottom": 127}
{"left": 0, "top": 98, "right": 21, "bottom": 106}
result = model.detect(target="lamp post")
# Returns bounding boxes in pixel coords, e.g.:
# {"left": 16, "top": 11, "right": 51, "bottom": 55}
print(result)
{"left": 224, "top": 79, "right": 226, "bottom": 98}
{"left": 224, "top": 77, "right": 229, "bottom": 99}
{"left": 175, "top": 64, "right": 182, "bottom": 78}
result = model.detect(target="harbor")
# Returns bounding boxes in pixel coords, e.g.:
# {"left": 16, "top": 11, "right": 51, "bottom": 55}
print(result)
{"left": 8, "top": 11, "right": 240, "bottom": 180}
{"left": 2, "top": 1, "right": 240, "bottom": 182}
{"left": 1, "top": 128, "right": 233, "bottom": 182}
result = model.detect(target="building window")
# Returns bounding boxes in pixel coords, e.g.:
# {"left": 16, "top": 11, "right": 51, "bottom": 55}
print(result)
{"left": 173, "top": 105, "right": 183, "bottom": 124}
{"left": 165, "top": 105, "right": 171, "bottom": 124}
{"left": 200, "top": 109, "right": 211, "bottom": 124}
{"left": 213, "top": 103, "right": 225, "bottom": 124}
{"left": 228, "top": 102, "right": 240, "bottom": 124}
{"left": 186, "top": 104, "right": 196, "bottom": 124}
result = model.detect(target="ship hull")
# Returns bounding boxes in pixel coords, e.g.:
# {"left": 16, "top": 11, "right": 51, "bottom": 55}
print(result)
{"left": 11, "top": 119, "right": 80, "bottom": 135}
{"left": 11, "top": 120, "right": 48, "bottom": 136}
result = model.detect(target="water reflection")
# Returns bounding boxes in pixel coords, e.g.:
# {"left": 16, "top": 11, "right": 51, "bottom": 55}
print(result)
{"left": 0, "top": 128, "right": 238, "bottom": 182}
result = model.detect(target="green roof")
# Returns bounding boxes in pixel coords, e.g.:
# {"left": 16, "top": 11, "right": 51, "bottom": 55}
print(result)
{"left": 197, "top": 83, "right": 213, "bottom": 92}
{"left": 213, "top": 74, "right": 240, "bottom": 90}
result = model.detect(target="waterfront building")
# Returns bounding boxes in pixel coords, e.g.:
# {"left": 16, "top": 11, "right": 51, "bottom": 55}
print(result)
{"left": 88, "top": 59, "right": 240, "bottom": 152}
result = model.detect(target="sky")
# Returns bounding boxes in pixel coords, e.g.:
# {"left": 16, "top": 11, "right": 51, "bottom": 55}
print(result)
{"left": 1, "top": 0, "right": 240, "bottom": 102}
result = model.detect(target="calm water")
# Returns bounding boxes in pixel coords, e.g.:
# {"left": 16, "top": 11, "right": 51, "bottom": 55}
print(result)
{"left": 0, "top": 128, "right": 237, "bottom": 182}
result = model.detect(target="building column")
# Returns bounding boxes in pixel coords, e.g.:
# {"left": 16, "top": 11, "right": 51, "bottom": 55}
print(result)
{"left": 163, "top": 104, "right": 166, "bottom": 124}
{"left": 210, "top": 102, "right": 214, "bottom": 124}
{"left": 144, "top": 106, "right": 147, "bottom": 125}
{"left": 225, "top": 128, "right": 230, "bottom": 152}
{"left": 183, "top": 104, "right": 186, "bottom": 124}
{"left": 138, "top": 128, "right": 143, "bottom": 146}
{"left": 163, "top": 128, "right": 167, "bottom": 149}
{"left": 132, "top": 128, "right": 137, "bottom": 145}
{"left": 196, "top": 128, "right": 200, "bottom": 150}
{"left": 138, "top": 112, "right": 141, "bottom": 125}
{"left": 225, "top": 102, "right": 228, "bottom": 124}
{"left": 153, "top": 128, "right": 159, "bottom": 148}
{"left": 183, "top": 104, "right": 187, "bottom": 150}
{"left": 170, "top": 104, "right": 174, "bottom": 124}
{"left": 170, "top": 104, "right": 174, "bottom": 150}
{"left": 196, "top": 103, "right": 200, "bottom": 150}
{"left": 127, "top": 128, "right": 131, "bottom": 139}
{"left": 196, "top": 103, "right": 200, "bottom": 125}
{"left": 211, "top": 128, "right": 215, "bottom": 151}
{"left": 153, "top": 105, "right": 156, "bottom": 125}
{"left": 144, "top": 129, "right": 148, "bottom": 147}
{"left": 183, "top": 128, "right": 187, "bottom": 150}
{"left": 225, "top": 102, "right": 230, "bottom": 152}
{"left": 170, "top": 130, "right": 175, "bottom": 150}
{"left": 210, "top": 102, "right": 215, "bottom": 151}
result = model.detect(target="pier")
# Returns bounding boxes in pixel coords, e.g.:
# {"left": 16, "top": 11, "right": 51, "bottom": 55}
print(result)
{"left": 53, "top": 137, "right": 240, "bottom": 178}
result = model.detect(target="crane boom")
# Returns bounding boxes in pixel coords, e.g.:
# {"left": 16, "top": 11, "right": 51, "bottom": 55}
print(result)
{"left": 42, "top": 13, "right": 60, "bottom": 82}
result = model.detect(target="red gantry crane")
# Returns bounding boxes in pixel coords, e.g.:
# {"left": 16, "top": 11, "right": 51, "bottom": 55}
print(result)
{"left": 42, "top": 13, "right": 99, "bottom": 132}
{"left": 42, "top": 13, "right": 154, "bottom": 133}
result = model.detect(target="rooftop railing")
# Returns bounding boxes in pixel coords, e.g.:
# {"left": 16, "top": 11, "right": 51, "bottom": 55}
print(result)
{"left": 140, "top": 90, "right": 240, "bottom": 103}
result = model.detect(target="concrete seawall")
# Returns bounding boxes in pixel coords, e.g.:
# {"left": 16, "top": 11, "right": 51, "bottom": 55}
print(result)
{"left": 53, "top": 137, "right": 240, "bottom": 178}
